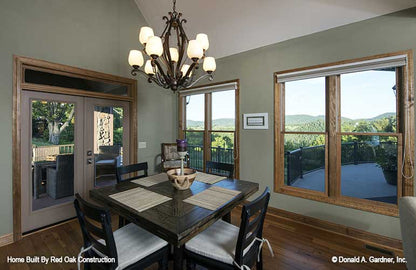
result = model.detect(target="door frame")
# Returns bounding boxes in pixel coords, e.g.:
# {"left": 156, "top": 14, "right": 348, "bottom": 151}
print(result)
{"left": 13, "top": 55, "right": 138, "bottom": 241}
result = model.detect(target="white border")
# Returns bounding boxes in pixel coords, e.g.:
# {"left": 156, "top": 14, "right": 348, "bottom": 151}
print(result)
{"left": 243, "top": 113, "right": 268, "bottom": 129}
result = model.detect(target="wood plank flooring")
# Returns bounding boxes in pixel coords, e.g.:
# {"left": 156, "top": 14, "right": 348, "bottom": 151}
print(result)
{"left": 0, "top": 209, "right": 406, "bottom": 270}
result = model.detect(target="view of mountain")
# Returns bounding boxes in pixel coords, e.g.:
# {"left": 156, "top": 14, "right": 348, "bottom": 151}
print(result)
{"left": 187, "top": 118, "right": 235, "bottom": 128}
{"left": 285, "top": 112, "right": 395, "bottom": 125}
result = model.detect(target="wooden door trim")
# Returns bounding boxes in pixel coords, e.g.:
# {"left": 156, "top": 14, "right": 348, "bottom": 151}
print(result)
{"left": 13, "top": 55, "right": 138, "bottom": 242}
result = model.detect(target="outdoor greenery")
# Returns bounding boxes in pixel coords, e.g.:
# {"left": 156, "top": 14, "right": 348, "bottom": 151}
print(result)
{"left": 112, "top": 107, "right": 124, "bottom": 146}
{"left": 186, "top": 118, "right": 235, "bottom": 149}
{"left": 32, "top": 100, "right": 75, "bottom": 146}
{"left": 284, "top": 113, "right": 396, "bottom": 152}
{"left": 32, "top": 101, "right": 123, "bottom": 146}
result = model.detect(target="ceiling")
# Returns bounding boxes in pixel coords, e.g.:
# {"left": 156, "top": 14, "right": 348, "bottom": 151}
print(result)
{"left": 135, "top": 0, "right": 416, "bottom": 59}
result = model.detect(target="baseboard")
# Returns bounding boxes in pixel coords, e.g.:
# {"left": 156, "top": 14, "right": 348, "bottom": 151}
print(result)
{"left": 0, "top": 233, "right": 13, "bottom": 247}
{"left": 266, "top": 207, "right": 403, "bottom": 252}
{"left": 236, "top": 203, "right": 403, "bottom": 253}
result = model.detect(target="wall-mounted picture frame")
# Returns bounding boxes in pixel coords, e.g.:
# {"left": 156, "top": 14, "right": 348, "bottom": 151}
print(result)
{"left": 243, "top": 113, "right": 268, "bottom": 129}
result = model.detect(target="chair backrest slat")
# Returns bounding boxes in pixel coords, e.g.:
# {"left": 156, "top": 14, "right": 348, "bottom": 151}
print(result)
{"left": 116, "top": 162, "right": 148, "bottom": 183}
{"left": 235, "top": 187, "right": 270, "bottom": 266}
{"left": 89, "top": 237, "right": 110, "bottom": 256}
{"left": 247, "top": 214, "right": 262, "bottom": 236}
{"left": 205, "top": 161, "right": 234, "bottom": 178}
{"left": 84, "top": 219, "right": 106, "bottom": 239}
{"left": 74, "top": 194, "right": 118, "bottom": 267}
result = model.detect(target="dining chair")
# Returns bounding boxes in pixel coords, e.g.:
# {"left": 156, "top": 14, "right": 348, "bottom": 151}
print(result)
{"left": 74, "top": 194, "right": 169, "bottom": 270}
{"left": 205, "top": 161, "right": 234, "bottom": 179}
{"left": 116, "top": 162, "right": 148, "bottom": 184}
{"left": 185, "top": 187, "right": 272, "bottom": 270}
{"left": 116, "top": 161, "right": 148, "bottom": 228}
{"left": 161, "top": 143, "right": 189, "bottom": 171}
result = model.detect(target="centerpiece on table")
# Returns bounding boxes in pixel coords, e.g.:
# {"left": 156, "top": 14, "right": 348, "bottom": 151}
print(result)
{"left": 167, "top": 139, "right": 197, "bottom": 190}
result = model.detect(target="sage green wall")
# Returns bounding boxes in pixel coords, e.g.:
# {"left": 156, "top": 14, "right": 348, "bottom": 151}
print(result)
{"left": 209, "top": 8, "right": 416, "bottom": 239}
{"left": 0, "top": 0, "right": 176, "bottom": 236}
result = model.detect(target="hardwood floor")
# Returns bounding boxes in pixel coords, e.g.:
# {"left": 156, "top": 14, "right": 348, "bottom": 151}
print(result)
{"left": 0, "top": 209, "right": 405, "bottom": 270}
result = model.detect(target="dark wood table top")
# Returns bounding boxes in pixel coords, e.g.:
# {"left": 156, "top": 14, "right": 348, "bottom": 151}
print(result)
{"left": 89, "top": 178, "right": 259, "bottom": 246}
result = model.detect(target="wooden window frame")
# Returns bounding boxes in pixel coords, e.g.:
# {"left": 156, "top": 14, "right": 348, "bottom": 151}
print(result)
{"left": 178, "top": 80, "right": 240, "bottom": 179}
{"left": 274, "top": 51, "right": 414, "bottom": 216}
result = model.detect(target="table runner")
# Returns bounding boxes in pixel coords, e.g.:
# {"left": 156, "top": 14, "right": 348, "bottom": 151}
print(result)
{"left": 131, "top": 173, "right": 168, "bottom": 187}
{"left": 109, "top": 187, "right": 171, "bottom": 212}
{"left": 195, "top": 172, "right": 227, "bottom": 185}
{"left": 183, "top": 186, "right": 241, "bottom": 211}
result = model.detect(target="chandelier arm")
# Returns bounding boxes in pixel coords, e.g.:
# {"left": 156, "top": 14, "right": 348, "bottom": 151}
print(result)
{"left": 174, "top": 26, "right": 184, "bottom": 78}
{"left": 180, "top": 62, "right": 197, "bottom": 84}
{"left": 182, "top": 73, "right": 214, "bottom": 89}
{"left": 153, "top": 59, "right": 171, "bottom": 85}
{"left": 162, "top": 23, "right": 175, "bottom": 79}
{"left": 160, "top": 15, "right": 170, "bottom": 38}
{"left": 131, "top": 68, "right": 165, "bottom": 86}
{"left": 155, "top": 72, "right": 168, "bottom": 87}
{"left": 177, "top": 20, "right": 189, "bottom": 42}
{"left": 176, "top": 23, "right": 188, "bottom": 77}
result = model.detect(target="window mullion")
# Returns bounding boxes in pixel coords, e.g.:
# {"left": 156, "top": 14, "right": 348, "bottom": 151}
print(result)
{"left": 326, "top": 75, "right": 340, "bottom": 198}
{"left": 204, "top": 93, "right": 212, "bottom": 172}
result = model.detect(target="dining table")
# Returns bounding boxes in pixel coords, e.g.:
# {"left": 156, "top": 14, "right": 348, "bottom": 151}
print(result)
{"left": 89, "top": 173, "right": 259, "bottom": 270}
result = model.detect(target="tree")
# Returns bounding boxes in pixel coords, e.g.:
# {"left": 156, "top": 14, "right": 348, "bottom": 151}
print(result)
{"left": 32, "top": 101, "right": 75, "bottom": 145}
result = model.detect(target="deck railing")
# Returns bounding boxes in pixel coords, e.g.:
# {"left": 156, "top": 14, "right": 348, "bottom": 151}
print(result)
{"left": 188, "top": 145, "right": 234, "bottom": 171}
{"left": 32, "top": 144, "right": 74, "bottom": 162}
{"left": 285, "top": 141, "right": 397, "bottom": 185}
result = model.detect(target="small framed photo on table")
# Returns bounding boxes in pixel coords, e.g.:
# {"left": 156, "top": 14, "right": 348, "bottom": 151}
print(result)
{"left": 243, "top": 113, "right": 268, "bottom": 129}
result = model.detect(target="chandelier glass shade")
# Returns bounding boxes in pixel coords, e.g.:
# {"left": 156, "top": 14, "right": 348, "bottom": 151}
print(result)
{"left": 128, "top": 0, "right": 216, "bottom": 91}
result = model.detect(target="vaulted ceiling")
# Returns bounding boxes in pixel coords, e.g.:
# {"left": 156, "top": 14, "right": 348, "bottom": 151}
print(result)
{"left": 135, "top": 0, "right": 416, "bottom": 59}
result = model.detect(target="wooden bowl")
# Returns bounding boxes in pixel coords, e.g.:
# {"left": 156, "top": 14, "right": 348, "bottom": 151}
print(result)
{"left": 166, "top": 168, "right": 197, "bottom": 190}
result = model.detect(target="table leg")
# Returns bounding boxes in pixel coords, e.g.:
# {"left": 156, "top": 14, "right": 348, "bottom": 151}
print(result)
{"left": 174, "top": 245, "right": 184, "bottom": 270}
{"left": 222, "top": 212, "right": 231, "bottom": 223}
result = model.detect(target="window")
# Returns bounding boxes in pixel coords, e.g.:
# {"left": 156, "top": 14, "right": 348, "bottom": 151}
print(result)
{"left": 24, "top": 69, "right": 128, "bottom": 96}
{"left": 179, "top": 81, "right": 239, "bottom": 177}
{"left": 274, "top": 51, "right": 414, "bottom": 216}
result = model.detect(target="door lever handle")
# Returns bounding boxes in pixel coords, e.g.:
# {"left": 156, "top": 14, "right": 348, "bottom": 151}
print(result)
{"left": 87, "top": 158, "right": 93, "bottom": 164}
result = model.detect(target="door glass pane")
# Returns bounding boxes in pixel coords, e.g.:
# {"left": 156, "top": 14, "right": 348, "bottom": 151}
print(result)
{"left": 185, "top": 131, "right": 204, "bottom": 170}
{"left": 208, "top": 90, "right": 236, "bottom": 176}
{"left": 94, "top": 106, "right": 124, "bottom": 187}
{"left": 209, "top": 132, "right": 235, "bottom": 175}
{"left": 285, "top": 77, "right": 326, "bottom": 132}
{"left": 31, "top": 100, "right": 75, "bottom": 211}
{"left": 341, "top": 69, "right": 397, "bottom": 132}
{"left": 284, "top": 134, "right": 326, "bottom": 192}
{"left": 212, "top": 90, "right": 235, "bottom": 131}
{"left": 186, "top": 94, "right": 204, "bottom": 130}
{"left": 341, "top": 135, "right": 398, "bottom": 204}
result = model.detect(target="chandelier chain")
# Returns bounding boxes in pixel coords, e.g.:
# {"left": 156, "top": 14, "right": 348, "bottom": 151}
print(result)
{"left": 173, "top": 0, "right": 176, "bottom": 12}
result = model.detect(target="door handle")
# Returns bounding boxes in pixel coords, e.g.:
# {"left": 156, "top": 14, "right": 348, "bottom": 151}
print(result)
{"left": 87, "top": 158, "right": 93, "bottom": 164}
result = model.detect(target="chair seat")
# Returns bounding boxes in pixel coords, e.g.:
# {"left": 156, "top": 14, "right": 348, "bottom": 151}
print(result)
{"left": 185, "top": 220, "right": 240, "bottom": 265}
{"left": 95, "top": 223, "right": 168, "bottom": 270}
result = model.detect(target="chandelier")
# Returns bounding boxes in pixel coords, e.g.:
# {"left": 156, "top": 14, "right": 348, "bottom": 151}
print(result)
{"left": 128, "top": 0, "right": 216, "bottom": 91}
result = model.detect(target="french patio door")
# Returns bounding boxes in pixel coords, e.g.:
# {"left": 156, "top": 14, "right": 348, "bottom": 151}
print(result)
{"left": 21, "top": 91, "right": 130, "bottom": 232}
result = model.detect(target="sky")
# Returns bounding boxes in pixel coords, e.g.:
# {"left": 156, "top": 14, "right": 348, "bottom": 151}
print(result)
{"left": 285, "top": 70, "right": 396, "bottom": 119}
{"left": 186, "top": 90, "right": 235, "bottom": 121}
{"left": 185, "top": 70, "right": 396, "bottom": 121}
